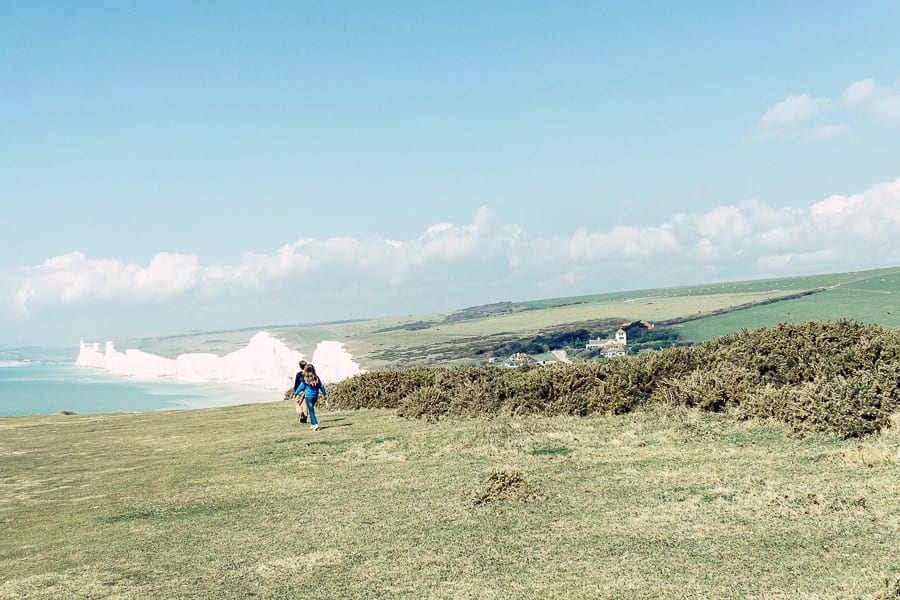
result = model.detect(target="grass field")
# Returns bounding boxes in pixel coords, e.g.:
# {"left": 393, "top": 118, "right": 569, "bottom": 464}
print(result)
{"left": 12, "top": 266, "right": 897, "bottom": 598}
{"left": 679, "top": 267, "right": 900, "bottom": 342}
{"left": 2, "top": 403, "right": 898, "bottom": 599}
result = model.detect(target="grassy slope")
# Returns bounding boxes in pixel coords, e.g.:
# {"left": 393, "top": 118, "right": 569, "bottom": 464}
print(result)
{"left": 679, "top": 267, "right": 900, "bottom": 342}
{"left": 339, "top": 266, "right": 900, "bottom": 369}
{"left": 2, "top": 404, "right": 898, "bottom": 599}
{"left": 339, "top": 289, "right": 809, "bottom": 370}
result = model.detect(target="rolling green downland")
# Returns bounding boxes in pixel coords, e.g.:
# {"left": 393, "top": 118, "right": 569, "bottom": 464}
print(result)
{"left": 111, "top": 265, "right": 900, "bottom": 371}
{"left": 2, "top": 404, "right": 898, "bottom": 599}
{"left": 328, "top": 266, "right": 900, "bottom": 369}
{"left": 678, "top": 266, "right": 900, "bottom": 342}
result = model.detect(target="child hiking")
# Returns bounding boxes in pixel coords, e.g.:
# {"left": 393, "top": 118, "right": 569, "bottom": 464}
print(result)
{"left": 293, "top": 360, "right": 309, "bottom": 423}
{"left": 293, "top": 364, "right": 327, "bottom": 431}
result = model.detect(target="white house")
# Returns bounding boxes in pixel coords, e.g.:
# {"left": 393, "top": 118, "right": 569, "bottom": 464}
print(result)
{"left": 504, "top": 352, "right": 533, "bottom": 367}
{"left": 586, "top": 328, "right": 627, "bottom": 352}
{"left": 600, "top": 342, "right": 627, "bottom": 358}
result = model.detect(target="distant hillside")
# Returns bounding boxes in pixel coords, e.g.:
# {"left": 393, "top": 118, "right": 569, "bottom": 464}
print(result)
{"left": 677, "top": 266, "right": 900, "bottom": 341}
{"left": 333, "top": 265, "right": 899, "bottom": 369}
{"left": 114, "top": 265, "right": 900, "bottom": 371}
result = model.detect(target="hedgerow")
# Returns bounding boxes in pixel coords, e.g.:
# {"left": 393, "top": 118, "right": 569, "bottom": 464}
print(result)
{"left": 327, "top": 321, "right": 900, "bottom": 437}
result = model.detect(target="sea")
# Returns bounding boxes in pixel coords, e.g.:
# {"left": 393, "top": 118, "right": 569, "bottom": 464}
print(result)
{"left": 0, "top": 349, "right": 280, "bottom": 417}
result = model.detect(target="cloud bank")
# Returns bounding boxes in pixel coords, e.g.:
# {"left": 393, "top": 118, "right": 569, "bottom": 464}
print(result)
{"left": 5, "top": 178, "right": 900, "bottom": 340}
{"left": 565, "top": 178, "right": 900, "bottom": 277}
{"left": 758, "top": 77, "right": 900, "bottom": 138}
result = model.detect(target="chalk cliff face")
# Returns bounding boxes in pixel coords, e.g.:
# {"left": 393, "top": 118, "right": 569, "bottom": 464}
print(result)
{"left": 76, "top": 332, "right": 362, "bottom": 390}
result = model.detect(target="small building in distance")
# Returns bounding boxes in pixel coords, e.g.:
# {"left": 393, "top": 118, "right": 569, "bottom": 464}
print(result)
{"left": 599, "top": 342, "right": 626, "bottom": 358}
{"left": 504, "top": 352, "right": 533, "bottom": 368}
{"left": 586, "top": 328, "right": 628, "bottom": 357}
{"left": 586, "top": 328, "right": 627, "bottom": 349}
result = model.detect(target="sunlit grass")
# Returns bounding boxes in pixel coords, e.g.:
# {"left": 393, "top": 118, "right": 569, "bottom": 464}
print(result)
{"left": 678, "top": 269, "right": 900, "bottom": 342}
{"left": 2, "top": 402, "right": 897, "bottom": 598}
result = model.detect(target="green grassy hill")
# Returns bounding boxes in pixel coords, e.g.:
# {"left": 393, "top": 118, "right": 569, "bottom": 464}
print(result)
{"left": 2, "top": 403, "right": 897, "bottom": 598}
{"left": 678, "top": 267, "right": 900, "bottom": 341}
{"left": 112, "top": 265, "right": 900, "bottom": 371}
{"left": 335, "top": 265, "right": 900, "bottom": 369}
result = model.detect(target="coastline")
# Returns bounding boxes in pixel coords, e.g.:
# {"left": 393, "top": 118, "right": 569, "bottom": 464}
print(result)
{"left": 1, "top": 331, "right": 365, "bottom": 417}
{"left": 0, "top": 362, "right": 278, "bottom": 417}
{"left": 76, "top": 331, "right": 363, "bottom": 391}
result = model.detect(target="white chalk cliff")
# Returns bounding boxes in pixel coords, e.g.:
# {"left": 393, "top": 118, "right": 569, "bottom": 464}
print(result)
{"left": 76, "top": 331, "right": 363, "bottom": 390}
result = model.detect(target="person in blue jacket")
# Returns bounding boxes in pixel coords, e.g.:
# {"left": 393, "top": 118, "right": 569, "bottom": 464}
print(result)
{"left": 293, "top": 360, "right": 309, "bottom": 423}
{"left": 293, "top": 364, "right": 326, "bottom": 431}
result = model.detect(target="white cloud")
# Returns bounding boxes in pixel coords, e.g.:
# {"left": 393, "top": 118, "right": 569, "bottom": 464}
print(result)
{"left": 8, "top": 178, "right": 900, "bottom": 326}
{"left": 564, "top": 176, "right": 900, "bottom": 277}
{"left": 13, "top": 251, "right": 199, "bottom": 313}
{"left": 567, "top": 224, "right": 680, "bottom": 262}
{"left": 758, "top": 77, "right": 900, "bottom": 139}
{"left": 136, "top": 253, "right": 199, "bottom": 292}
{"left": 841, "top": 78, "right": 900, "bottom": 125}
{"left": 9, "top": 206, "right": 515, "bottom": 313}
{"left": 756, "top": 249, "right": 839, "bottom": 272}
{"left": 759, "top": 94, "right": 828, "bottom": 127}
{"left": 842, "top": 78, "right": 878, "bottom": 106}
{"left": 805, "top": 124, "right": 854, "bottom": 140}
{"left": 810, "top": 192, "right": 866, "bottom": 222}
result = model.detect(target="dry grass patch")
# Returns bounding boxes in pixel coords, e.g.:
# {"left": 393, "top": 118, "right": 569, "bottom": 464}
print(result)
{"left": 470, "top": 465, "right": 540, "bottom": 505}
{"left": 873, "top": 575, "right": 900, "bottom": 599}
{"left": 834, "top": 413, "right": 900, "bottom": 469}
{"left": 343, "top": 438, "right": 407, "bottom": 463}
{"left": 837, "top": 443, "right": 900, "bottom": 468}
{"left": 251, "top": 550, "right": 341, "bottom": 577}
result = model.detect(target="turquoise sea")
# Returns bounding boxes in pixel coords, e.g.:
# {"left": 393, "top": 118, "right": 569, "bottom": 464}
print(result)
{"left": 0, "top": 350, "right": 280, "bottom": 417}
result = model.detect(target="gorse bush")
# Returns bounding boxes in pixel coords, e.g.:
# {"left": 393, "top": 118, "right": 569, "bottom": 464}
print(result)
{"left": 328, "top": 321, "right": 900, "bottom": 437}
{"left": 736, "top": 374, "right": 898, "bottom": 438}
{"left": 652, "top": 365, "right": 756, "bottom": 412}
{"left": 396, "top": 386, "right": 452, "bottom": 423}
{"left": 703, "top": 321, "right": 898, "bottom": 385}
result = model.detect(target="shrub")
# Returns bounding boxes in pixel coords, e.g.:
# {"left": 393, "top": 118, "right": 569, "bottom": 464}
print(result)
{"left": 396, "top": 386, "right": 452, "bottom": 423}
{"left": 700, "top": 320, "right": 898, "bottom": 386}
{"left": 737, "top": 374, "right": 898, "bottom": 438}
{"left": 584, "top": 376, "right": 644, "bottom": 414}
{"left": 450, "top": 379, "right": 501, "bottom": 416}
{"left": 652, "top": 365, "right": 755, "bottom": 412}
{"left": 328, "top": 321, "right": 900, "bottom": 436}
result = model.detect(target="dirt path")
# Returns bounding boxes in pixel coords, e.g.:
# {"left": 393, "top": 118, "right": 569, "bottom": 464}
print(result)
{"left": 551, "top": 349, "right": 572, "bottom": 364}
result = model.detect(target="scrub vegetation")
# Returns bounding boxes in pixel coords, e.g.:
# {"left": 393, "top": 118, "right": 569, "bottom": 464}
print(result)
{"left": 331, "top": 321, "right": 900, "bottom": 438}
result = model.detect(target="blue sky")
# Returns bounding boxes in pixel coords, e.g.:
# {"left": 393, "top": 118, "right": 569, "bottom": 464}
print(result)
{"left": 2, "top": 1, "right": 900, "bottom": 347}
